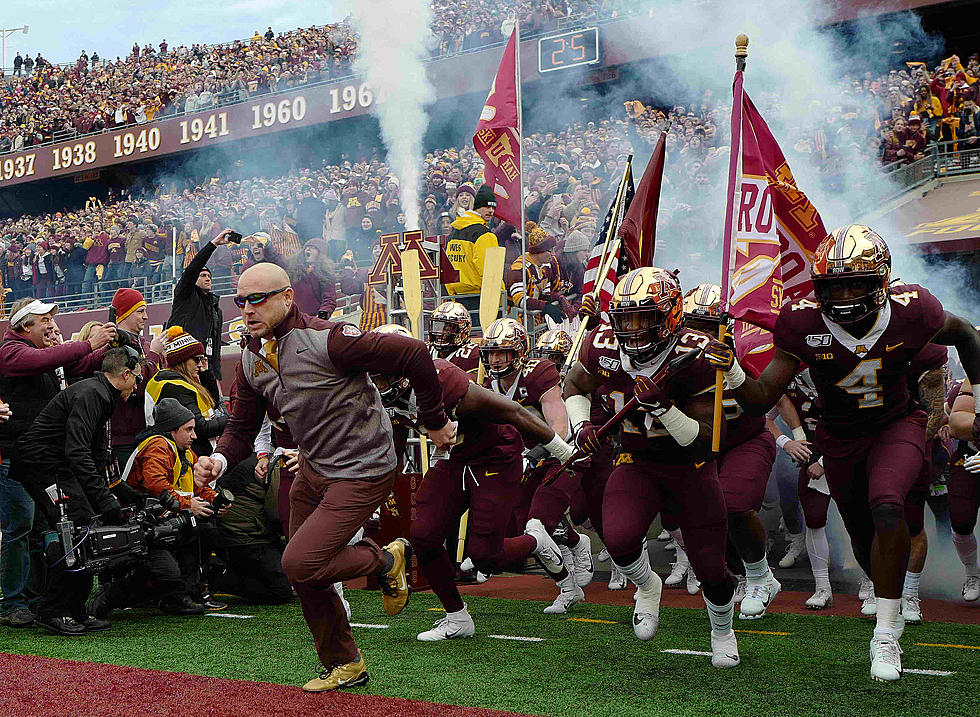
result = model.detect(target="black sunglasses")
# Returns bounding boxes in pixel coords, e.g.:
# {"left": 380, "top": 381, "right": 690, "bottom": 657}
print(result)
{"left": 234, "top": 287, "right": 288, "bottom": 308}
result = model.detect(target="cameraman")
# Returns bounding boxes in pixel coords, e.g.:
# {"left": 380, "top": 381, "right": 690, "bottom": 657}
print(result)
{"left": 16, "top": 348, "right": 141, "bottom": 636}
{"left": 89, "top": 399, "right": 217, "bottom": 618}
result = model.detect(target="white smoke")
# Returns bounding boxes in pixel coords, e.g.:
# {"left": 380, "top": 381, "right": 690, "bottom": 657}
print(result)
{"left": 351, "top": 0, "right": 434, "bottom": 230}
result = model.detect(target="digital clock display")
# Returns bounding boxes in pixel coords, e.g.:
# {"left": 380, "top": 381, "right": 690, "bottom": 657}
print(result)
{"left": 538, "top": 28, "right": 600, "bottom": 73}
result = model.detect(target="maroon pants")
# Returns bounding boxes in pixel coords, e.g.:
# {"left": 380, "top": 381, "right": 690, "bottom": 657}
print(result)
{"left": 529, "top": 458, "right": 581, "bottom": 534}
{"left": 798, "top": 467, "right": 832, "bottom": 529}
{"left": 718, "top": 430, "right": 776, "bottom": 513}
{"left": 572, "top": 444, "right": 614, "bottom": 537}
{"left": 412, "top": 457, "right": 535, "bottom": 613}
{"left": 949, "top": 453, "right": 980, "bottom": 535}
{"left": 602, "top": 457, "right": 733, "bottom": 604}
{"left": 276, "top": 465, "right": 295, "bottom": 534}
{"left": 280, "top": 460, "right": 394, "bottom": 669}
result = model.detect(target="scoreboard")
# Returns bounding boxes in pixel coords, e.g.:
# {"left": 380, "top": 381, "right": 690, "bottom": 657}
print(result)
{"left": 537, "top": 28, "right": 600, "bottom": 73}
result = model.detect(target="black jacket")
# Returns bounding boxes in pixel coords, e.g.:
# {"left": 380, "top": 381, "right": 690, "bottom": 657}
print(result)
{"left": 167, "top": 240, "right": 223, "bottom": 377}
{"left": 148, "top": 369, "right": 228, "bottom": 456}
{"left": 17, "top": 372, "right": 122, "bottom": 519}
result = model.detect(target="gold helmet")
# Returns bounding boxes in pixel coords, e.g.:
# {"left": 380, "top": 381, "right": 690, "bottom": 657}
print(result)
{"left": 608, "top": 267, "right": 683, "bottom": 362}
{"left": 428, "top": 300, "right": 472, "bottom": 355}
{"left": 533, "top": 328, "right": 573, "bottom": 364}
{"left": 479, "top": 317, "right": 530, "bottom": 378}
{"left": 682, "top": 283, "right": 723, "bottom": 332}
{"left": 811, "top": 225, "right": 891, "bottom": 324}
{"left": 370, "top": 324, "right": 413, "bottom": 404}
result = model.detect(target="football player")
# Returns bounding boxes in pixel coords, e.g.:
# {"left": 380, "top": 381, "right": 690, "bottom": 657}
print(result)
{"left": 564, "top": 267, "right": 741, "bottom": 668}
{"left": 480, "top": 318, "right": 592, "bottom": 614}
{"left": 947, "top": 378, "right": 980, "bottom": 602}
{"left": 705, "top": 225, "right": 980, "bottom": 681}
{"left": 368, "top": 325, "right": 577, "bottom": 641}
{"left": 428, "top": 300, "right": 481, "bottom": 377}
{"left": 682, "top": 284, "right": 781, "bottom": 620}
{"left": 533, "top": 329, "right": 574, "bottom": 365}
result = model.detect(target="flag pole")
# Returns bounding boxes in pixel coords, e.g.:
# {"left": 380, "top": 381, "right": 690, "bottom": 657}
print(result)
{"left": 563, "top": 155, "right": 633, "bottom": 370}
{"left": 713, "top": 33, "right": 749, "bottom": 454}
{"left": 515, "top": 22, "right": 528, "bottom": 331}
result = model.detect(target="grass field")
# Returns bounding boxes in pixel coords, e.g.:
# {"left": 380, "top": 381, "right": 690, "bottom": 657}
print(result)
{"left": 4, "top": 588, "right": 980, "bottom": 717}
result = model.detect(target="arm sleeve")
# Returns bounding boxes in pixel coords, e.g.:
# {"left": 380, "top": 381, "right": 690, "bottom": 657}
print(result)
{"left": 328, "top": 327, "right": 449, "bottom": 431}
{"left": 65, "top": 397, "right": 115, "bottom": 513}
{"left": 134, "top": 446, "right": 192, "bottom": 510}
{"left": 214, "top": 361, "right": 267, "bottom": 469}
{"left": 473, "top": 230, "right": 499, "bottom": 281}
{"left": 0, "top": 338, "right": 94, "bottom": 377}
{"left": 318, "top": 273, "right": 338, "bottom": 316}
{"left": 173, "top": 240, "right": 216, "bottom": 301}
{"left": 254, "top": 416, "right": 272, "bottom": 455}
{"left": 68, "top": 345, "right": 109, "bottom": 375}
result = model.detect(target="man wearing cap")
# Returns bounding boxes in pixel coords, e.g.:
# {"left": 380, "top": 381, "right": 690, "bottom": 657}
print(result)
{"left": 109, "top": 288, "right": 166, "bottom": 467}
{"left": 0, "top": 297, "right": 116, "bottom": 628}
{"left": 445, "top": 184, "right": 501, "bottom": 311}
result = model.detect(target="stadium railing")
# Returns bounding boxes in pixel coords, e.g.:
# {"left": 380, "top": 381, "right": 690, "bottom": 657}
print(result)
{"left": 880, "top": 139, "right": 980, "bottom": 202}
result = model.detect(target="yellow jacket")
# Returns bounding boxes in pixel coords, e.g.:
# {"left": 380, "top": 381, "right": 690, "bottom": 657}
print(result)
{"left": 445, "top": 212, "right": 500, "bottom": 296}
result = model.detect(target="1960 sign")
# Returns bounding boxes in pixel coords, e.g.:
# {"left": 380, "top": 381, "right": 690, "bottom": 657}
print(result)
{"left": 0, "top": 80, "right": 375, "bottom": 188}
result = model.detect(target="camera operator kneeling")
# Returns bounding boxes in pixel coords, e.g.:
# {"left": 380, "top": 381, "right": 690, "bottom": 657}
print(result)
{"left": 16, "top": 348, "right": 140, "bottom": 636}
{"left": 90, "top": 399, "right": 224, "bottom": 618}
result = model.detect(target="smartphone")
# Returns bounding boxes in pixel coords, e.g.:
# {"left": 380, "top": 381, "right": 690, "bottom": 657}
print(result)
{"left": 227, "top": 231, "right": 243, "bottom": 244}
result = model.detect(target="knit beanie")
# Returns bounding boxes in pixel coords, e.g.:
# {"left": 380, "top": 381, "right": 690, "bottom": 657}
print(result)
{"left": 561, "top": 229, "right": 590, "bottom": 253}
{"left": 164, "top": 325, "right": 205, "bottom": 367}
{"left": 455, "top": 183, "right": 476, "bottom": 198}
{"left": 474, "top": 184, "right": 497, "bottom": 210}
{"left": 525, "top": 222, "right": 556, "bottom": 254}
{"left": 112, "top": 288, "right": 146, "bottom": 322}
{"left": 153, "top": 397, "right": 195, "bottom": 433}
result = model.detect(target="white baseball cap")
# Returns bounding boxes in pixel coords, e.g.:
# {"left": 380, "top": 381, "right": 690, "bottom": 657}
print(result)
{"left": 9, "top": 299, "right": 58, "bottom": 327}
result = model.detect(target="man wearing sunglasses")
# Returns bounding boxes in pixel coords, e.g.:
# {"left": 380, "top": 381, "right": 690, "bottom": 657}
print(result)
{"left": 194, "top": 263, "right": 456, "bottom": 693}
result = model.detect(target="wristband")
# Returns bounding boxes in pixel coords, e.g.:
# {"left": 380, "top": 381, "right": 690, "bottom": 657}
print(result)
{"left": 565, "top": 393, "right": 592, "bottom": 429}
{"left": 776, "top": 434, "right": 791, "bottom": 450}
{"left": 791, "top": 427, "right": 807, "bottom": 442}
{"left": 972, "top": 385, "right": 980, "bottom": 415}
{"left": 725, "top": 361, "right": 747, "bottom": 389}
{"left": 543, "top": 433, "right": 575, "bottom": 463}
{"left": 658, "top": 406, "right": 700, "bottom": 447}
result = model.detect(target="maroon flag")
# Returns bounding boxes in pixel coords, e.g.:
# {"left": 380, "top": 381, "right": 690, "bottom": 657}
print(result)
{"left": 473, "top": 29, "right": 521, "bottom": 226}
{"left": 618, "top": 130, "right": 667, "bottom": 269}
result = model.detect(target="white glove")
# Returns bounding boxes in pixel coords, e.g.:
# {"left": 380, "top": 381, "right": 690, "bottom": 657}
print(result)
{"left": 964, "top": 451, "right": 980, "bottom": 474}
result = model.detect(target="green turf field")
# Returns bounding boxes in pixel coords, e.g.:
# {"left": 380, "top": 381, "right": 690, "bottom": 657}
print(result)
{"left": 4, "top": 589, "right": 980, "bottom": 717}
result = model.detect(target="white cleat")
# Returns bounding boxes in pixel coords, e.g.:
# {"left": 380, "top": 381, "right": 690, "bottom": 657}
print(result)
{"left": 962, "top": 575, "right": 980, "bottom": 602}
{"left": 805, "top": 588, "right": 833, "bottom": 610}
{"left": 525, "top": 519, "right": 565, "bottom": 576}
{"left": 861, "top": 592, "right": 878, "bottom": 616}
{"left": 664, "top": 538, "right": 678, "bottom": 552}
{"left": 460, "top": 557, "right": 475, "bottom": 571}
{"left": 710, "top": 630, "right": 741, "bottom": 668}
{"left": 733, "top": 575, "right": 747, "bottom": 603}
{"left": 869, "top": 635, "right": 903, "bottom": 682}
{"left": 608, "top": 563, "right": 627, "bottom": 591}
{"left": 778, "top": 533, "right": 806, "bottom": 569}
{"left": 632, "top": 571, "right": 663, "bottom": 641}
{"left": 596, "top": 547, "right": 610, "bottom": 563}
{"left": 858, "top": 576, "right": 873, "bottom": 602}
{"left": 739, "top": 576, "right": 781, "bottom": 620}
{"left": 686, "top": 568, "right": 701, "bottom": 595}
{"left": 544, "top": 584, "right": 585, "bottom": 614}
{"left": 569, "top": 534, "right": 595, "bottom": 587}
{"left": 475, "top": 570, "right": 490, "bottom": 584}
{"left": 901, "top": 595, "right": 922, "bottom": 625}
{"left": 417, "top": 608, "right": 476, "bottom": 641}
{"left": 665, "top": 558, "right": 689, "bottom": 588}
{"left": 657, "top": 529, "right": 670, "bottom": 540}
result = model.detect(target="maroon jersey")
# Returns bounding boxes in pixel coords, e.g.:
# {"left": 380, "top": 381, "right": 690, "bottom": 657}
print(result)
{"left": 434, "top": 359, "right": 522, "bottom": 465}
{"left": 579, "top": 325, "right": 717, "bottom": 464}
{"left": 773, "top": 284, "right": 946, "bottom": 437}
{"left": 718, "top": 325, "right": 772, "bottom": 450}
{"left": 447, "top": 342, "right": 481, "bottom": 378}
{"left": 784, "top": 369, "right": 820, "bottom": 440}
{"left": 484, "top": 358, "right": 561, "bottom": 448}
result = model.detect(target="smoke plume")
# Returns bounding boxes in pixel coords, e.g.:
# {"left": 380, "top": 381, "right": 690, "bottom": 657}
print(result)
{"left": 351, "top": 0, "right": 434, "bottom": 230}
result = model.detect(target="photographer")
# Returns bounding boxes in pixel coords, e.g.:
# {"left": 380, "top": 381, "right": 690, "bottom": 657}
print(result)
{"left": 16, "top": 348, "right": 141, "bottom": 636}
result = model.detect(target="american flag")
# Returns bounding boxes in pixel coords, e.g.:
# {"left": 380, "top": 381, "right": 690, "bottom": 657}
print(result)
{"left": 581, "top": 162, "right": 634, "bottom": 313}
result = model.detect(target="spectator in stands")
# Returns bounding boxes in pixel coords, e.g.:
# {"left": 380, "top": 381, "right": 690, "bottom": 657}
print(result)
{"left": 322, "top": 189, "right": 346, "bottom": 248}
{"left": 899, "top": 115, "right": 928, "bottom": 163}
{"left": 507, "top": 222, "right": 571, "bottom": 325}
{"left": 444, "top": 184, "right": 500, "bottom": 310}
{"left": 296, "top": 189, "right": 327, "bottom": 241}
{"left": 12, "top": 53, "right": 23, "bottom": 76}
{"left": 557, "top": 229, "right": 590, "bottom": 316}
{"left": 288, "top": 239, "right": 338, "bottom": 318}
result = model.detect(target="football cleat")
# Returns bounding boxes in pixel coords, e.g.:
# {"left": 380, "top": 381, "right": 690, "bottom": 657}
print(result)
{"left": 417, "top": 609, "right": 476, "bottom": 642}
{"left": 733, "top": 575, "right": 747, "bottom": 603}
{"left": 664, "top": 538, "right": 678, "bottom": 552}
{"left": 608, "top": 563, "right": 627, "bottom": 590}
{"left": 858, "top": 576, "right": 874, "bottom": 601}
{"left": 861, "top": 592, "right": 878, "bottom": 616}
{"left": 302, "top": 652, "right": 369, "bottom": 692}
{"left": 596, "top": 547, "right": 610, "bottom": 563}
{"left": 665, "top": 557, "right": 689, "bottom": 588}
{"left": 632, "top": 572, "right": 663, "bottom": 641}
{"left": 710, "top": 630, "right": 741, "bottom": 668}
{"left": 870, "top": 635, "right": 903, "bottom": 682}
{"left": 739, "top": 576, "right": 781, "bottom": 620}
{"left": 569, "top": 533, "right": 595, "bottom": 587}
{"left": 526, "top": 519, "right": 565, "bottom": 577}
{"left": 476, "top": 570, "right": 490, "bottom": 584}
{"left": 963, "top": 575, "right": 980, "bottom": 602}
{"left": 379, "top": 538, "right": 412, "bottom": 617}
{"left": 901, "top": 595, "right": 922, "bottom": 625}
{"left": 686, "top": 567, "right": 701, "bottom": 595}
{"left": 806, "top": 588, "right": 833, "bottom": 610}
{"left": 544, "top": 582, "right": 585, "bottom": 614}
{"left": 657, "top": 529, "right": 670, "bottom": 541}
{"left": 778, "top": 533, "right": 806, "bottom": 569}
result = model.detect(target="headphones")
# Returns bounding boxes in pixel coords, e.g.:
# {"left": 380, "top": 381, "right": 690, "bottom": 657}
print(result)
{"left": 121, "top": 345, "right": 143, "bottom": 385}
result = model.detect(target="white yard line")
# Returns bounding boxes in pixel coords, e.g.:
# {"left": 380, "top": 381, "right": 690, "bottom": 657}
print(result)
{"left": 488, "top": 635, "right": 545, "bottom": 642}
{"left": 661, "top": 649, "right": 712, "bottom": 657}
{"left": 205, "top": 613, "right": 254, "bottom": 619}
{"left": 350, "top": 623, "right": 391, "bottom": 629}
{"left": 904, "top": 668, "right": 955, "bottom": 676}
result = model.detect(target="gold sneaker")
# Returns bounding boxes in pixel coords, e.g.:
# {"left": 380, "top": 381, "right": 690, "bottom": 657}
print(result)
{"left": 302, "top": 652, "right": 369, "bottom": 692}
{"left": 380, "top": 538, "right": 412, "bottom": 616}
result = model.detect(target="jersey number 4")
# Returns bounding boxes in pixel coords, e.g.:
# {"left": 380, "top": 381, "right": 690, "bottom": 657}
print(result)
{"left": 836, "top": 358, "right": 883, "bottom": 409}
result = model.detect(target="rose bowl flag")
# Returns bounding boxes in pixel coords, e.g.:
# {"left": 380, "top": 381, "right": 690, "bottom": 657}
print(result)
{"left": 720, "top": 71, "right": 827, "bottom": 332}
{"left": 473, "top": 29, "right": 521, "bottom": 226}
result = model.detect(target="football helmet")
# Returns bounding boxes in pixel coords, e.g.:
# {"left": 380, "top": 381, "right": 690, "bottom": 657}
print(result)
{"left": 682, "top": 283, "right": 724, "bottom": 334}
{"left": 428, "top": 300, "right": 472, "bottom": 355}
{"left": 811, "top": 225, "right": 891, "bottom": 324}
{"left": 479, "top": 317, "right": 530, "bottom": 378}
{"left": 608, "top": 267, "right": 684, "bottom": 362}
{"left": 533, "top": 329, "right": 573, "bottom": 364}
{"left": 370, "top": 324, "right": 413, "bottom": 404}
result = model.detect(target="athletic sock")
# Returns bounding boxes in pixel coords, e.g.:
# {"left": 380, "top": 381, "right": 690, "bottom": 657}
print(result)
{"left": 447, "top": 605, "right": 470, "bottom": 621}
{"left": 902, "top": 571, "right": 921, "bottom": 599}
{"left": 615, "top": 552, "right": 656, "bottom": 593}
{"left": 806, "top": 527, "right": 831, "bottom": 591}
{"left": 952, "top": 532, "right": 980, "bottom": 576}
{"left": 668, "top": 528, "right": 686, "bottom": 551}
{"left": 874, "top": 597, "right": 905, "bottom": 640}
{"left": 743, "top": 556, "right": 772, "bottom": 586}
{"left": 703, "top": 594, "right": 735, "bottom": 637}
{"left": 567, "top": 530, "right": 583, "bottom": 549}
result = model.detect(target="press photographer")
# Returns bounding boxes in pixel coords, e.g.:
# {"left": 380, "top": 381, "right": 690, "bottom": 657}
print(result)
{"left": 15, "top": 348, "right": 141, "bottom": 636}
